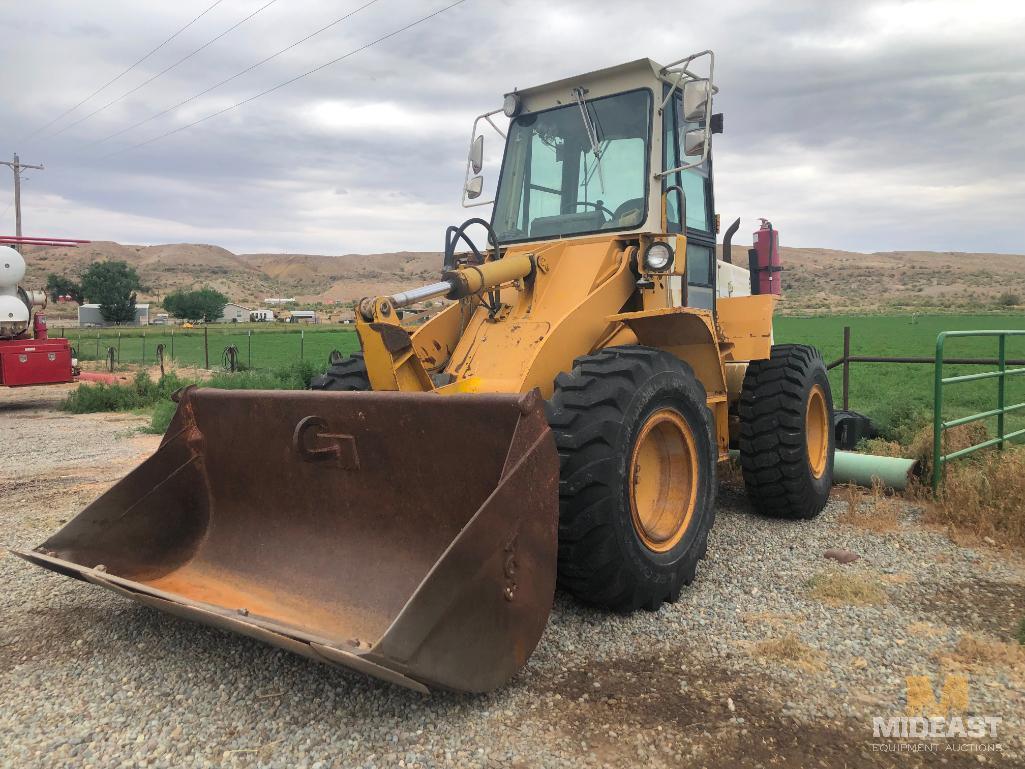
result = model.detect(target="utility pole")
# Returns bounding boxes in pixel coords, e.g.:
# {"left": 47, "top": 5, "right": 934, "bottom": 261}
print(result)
{"left": 1, "top": 153, "right": 45, "bottom": 250}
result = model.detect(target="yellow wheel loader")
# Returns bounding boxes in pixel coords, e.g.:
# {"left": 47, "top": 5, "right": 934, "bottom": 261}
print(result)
{"left": 15, "top": 51, "right": 835, "bottom": 694}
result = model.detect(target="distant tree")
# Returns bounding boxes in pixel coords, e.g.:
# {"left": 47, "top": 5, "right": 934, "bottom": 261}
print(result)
{"left": 163, "top": 288, "right": 229, "bottom": 322}
{"left": 80, "top": 261, "right": 142, "bottom": 324}
{"left": 45, "top": 273, "right": 83, "bottom": 304}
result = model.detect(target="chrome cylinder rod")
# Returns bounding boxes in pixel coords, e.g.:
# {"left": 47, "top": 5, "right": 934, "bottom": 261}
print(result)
{"left": 389, "top": 280, "right": 454, "bottom": 310}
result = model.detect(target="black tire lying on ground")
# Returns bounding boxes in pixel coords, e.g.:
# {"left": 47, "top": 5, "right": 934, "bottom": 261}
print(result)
{"left": 546, "top": 345, "right": 717, "bottom": 612}
{"left": 738, "top": 344, "right": 834, "bottom": 519}
{"left": 310, "top": 351, "right": 371, "bottom": 391}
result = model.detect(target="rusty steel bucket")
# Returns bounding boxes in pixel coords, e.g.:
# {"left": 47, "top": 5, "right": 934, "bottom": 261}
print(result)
{"left": 13, "top": 387, "right": 559, "bottom": 693}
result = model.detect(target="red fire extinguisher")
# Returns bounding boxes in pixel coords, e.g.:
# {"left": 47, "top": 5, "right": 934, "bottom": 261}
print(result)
{"left": 748, "top": 218, "right": 782, "bottom": 296}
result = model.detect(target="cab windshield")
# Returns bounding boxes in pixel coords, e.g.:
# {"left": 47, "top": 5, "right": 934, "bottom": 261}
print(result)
{"left": 492, "top": 89, "right": 651, "bottom": 243}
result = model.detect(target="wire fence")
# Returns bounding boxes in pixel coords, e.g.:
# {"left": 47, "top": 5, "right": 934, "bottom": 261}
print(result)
{"left": 56, "top": 326, "right": 361, "bottom": 372}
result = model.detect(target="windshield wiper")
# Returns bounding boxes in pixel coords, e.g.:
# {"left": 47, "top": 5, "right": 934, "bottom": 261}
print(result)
{"left": 572, "top": 87, "right": 605, "bottom": 194}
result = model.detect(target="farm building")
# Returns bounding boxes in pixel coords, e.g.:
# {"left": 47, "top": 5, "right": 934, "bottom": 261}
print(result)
{"left": 249, "top": 309, "right": 274, "bottom": 322}
{"left": 287, "top": 310, "right": 317, "bottom": 323}
{"left": 78, "top": 304, "right": 149, "bottom": 327}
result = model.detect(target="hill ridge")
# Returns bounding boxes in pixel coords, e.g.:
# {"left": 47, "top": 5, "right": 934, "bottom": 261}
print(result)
{"left": 22, "top": 241, "right": 1025, "bottom": 314}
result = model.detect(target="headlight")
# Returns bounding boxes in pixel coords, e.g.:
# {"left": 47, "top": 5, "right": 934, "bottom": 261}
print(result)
{"left": 503, "top": 92, "right": 522, "bottom": 118}
{"left": 643, "top": 242, "right": 674, "bottom": 272}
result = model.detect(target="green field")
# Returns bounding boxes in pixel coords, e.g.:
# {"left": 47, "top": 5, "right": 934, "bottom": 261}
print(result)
{"left": 776, "top": 314, "right": 1025, "bottom": 441}
{"left": 65, "top": 324, "right": 361, "bottom": 371}
{"left": 60, "top": 313, "right": 1025, "bottom": 444}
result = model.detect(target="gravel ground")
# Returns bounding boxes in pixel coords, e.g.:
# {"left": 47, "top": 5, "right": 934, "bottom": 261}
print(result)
{"left": 2, "top": 384, "right": 1023, "bottom": 768}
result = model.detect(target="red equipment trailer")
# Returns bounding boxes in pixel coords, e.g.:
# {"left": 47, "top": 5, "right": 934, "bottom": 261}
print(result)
{"left": 0, "top": 236, "right": 88, "bottom": 387}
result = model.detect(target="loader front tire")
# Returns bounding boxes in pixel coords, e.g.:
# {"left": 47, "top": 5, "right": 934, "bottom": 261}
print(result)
{"left": 310, "top": 352, "right": 371, "bottom": 391}
{"left": 547, "top": 346, "right": 717, "bottom": 612}
{"left": 737, "top": 344, "right": 834, "bottom": 519}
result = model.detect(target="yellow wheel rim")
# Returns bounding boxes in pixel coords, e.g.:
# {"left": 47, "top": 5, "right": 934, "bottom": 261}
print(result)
{"left": 806, "top": 384, "right": 829, "bottom": 479}
{"left": 628, "top": 408, "right": 698, "bottom": 553}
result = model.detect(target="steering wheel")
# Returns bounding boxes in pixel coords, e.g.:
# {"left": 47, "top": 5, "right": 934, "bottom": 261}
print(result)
{"left": 574, "top": 200, "right": 615, "bottom": 221}
{"left": 443, "top": 217, "right": 502, "bottom": 269}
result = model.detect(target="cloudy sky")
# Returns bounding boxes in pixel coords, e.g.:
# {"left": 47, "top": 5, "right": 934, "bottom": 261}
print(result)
{"left": 1, "top": 0, "right": 1023, "bottom": 255}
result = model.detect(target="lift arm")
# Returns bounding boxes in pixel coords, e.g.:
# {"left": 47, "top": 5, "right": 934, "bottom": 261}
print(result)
{"left": 356, "top": 254, "right": 535, "bottom": 391}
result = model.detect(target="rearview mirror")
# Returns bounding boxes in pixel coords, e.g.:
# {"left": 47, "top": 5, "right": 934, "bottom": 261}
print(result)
{"left": 684, "top": 128, "right": 706, "bottom": 157}
{"left": 469, "top": 135, "right": 484, "bottom": 174}
{"left": 682, "top": 80, "right": 711, "bottom": 122}
{"left": 465, "top": 175, "right": 484, "bottom": 199}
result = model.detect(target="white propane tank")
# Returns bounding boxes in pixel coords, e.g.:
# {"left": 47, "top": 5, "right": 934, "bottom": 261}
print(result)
{"left": 0, "top": 245, "right": 31, "bottom": 339}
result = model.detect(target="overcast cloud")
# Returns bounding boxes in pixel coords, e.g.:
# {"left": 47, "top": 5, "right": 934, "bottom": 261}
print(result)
{"left": 1, "top": 0, "right": 1023, "bottom": 255}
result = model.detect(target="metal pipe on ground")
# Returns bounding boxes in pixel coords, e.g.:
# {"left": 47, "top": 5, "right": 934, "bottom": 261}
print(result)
{"left": 728, "top": 450, "right": 919, "bottom": 491}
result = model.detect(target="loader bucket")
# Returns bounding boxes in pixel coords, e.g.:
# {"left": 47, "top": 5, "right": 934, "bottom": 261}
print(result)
{"left": 13, "top": 387, "right": 559, "bottom": 693}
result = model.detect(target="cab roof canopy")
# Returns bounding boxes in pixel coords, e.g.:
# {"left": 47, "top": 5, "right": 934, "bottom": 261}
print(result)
{"left": 507, "top": 58, "right": 666, "bottom": 115}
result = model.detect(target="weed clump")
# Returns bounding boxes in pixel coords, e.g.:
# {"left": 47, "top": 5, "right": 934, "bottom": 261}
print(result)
{"left": 752, "top": 634, "right": 825, "bottom": 672}
{"left": 836, "top": 479, "right": 903, "bottom": 533}
{"left": 943, "top": 634, "right": 1025, "bottom": 673}
{"left": 805, "top": 570, "right": 887, "bottom": 606}
{"left": 62, "top": 371, "right": 188, "bottom": 414}
{"left": 62, "top": 362, "right": 319, "bottom": 435}
{"left": 927, "top": 444, "right": 1025, "bottom": 548}
{"left": 873, "top": 399, "right": 931, "bottom": 445}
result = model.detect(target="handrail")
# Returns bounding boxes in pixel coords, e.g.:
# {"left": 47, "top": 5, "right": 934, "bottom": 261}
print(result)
{"left": 932, "top": 330, "right": 1025, "bottom": 493}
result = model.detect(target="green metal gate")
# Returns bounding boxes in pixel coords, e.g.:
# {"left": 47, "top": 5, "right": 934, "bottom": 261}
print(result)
{"left": 932, "top": 330, "right": 1025, "bottom": 492}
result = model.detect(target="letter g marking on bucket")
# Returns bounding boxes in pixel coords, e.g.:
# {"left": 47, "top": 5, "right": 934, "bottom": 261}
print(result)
{"left": 293, "top": 415, "right": 360, "bottom": 470}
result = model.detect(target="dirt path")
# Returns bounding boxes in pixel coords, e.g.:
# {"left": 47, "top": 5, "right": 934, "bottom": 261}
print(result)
{"left": 2, "top": 385, "right": 1022, "bottom": 768}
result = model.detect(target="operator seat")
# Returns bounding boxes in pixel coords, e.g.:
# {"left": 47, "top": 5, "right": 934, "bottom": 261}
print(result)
{"left": 606, "top": 198, "right": 644, "bottom": 228}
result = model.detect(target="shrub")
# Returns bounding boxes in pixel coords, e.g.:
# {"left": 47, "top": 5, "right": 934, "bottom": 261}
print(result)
{"left": 143, "top": 362, "right": 317, "bottom": 433}
{"left": 146, "top": 400, "right": 179, "bottom": 434}
{"left": 1017, "top": 617, "right": 1025, "bottom": 646}
{"left": 997, "top": 292, "right": 1020, "bottom": 307}
{"left": 927, "top": 444, "right": 1025, "bottom": 547}
{"left": 62, "top": 371, "right": 187, "bottom": 413}
{"left": 873, "top": 399, "right": 930, "bottom": 445}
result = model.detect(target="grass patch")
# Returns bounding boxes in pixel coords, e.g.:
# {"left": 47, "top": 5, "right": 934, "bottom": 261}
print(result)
{"left": 751, "top": 634, "right": 825, "bottom": 672}
{"left": 836, "top": 481, "right": 902, "bottom": 533}
{"left": 943, "top": 634, "right": 1025, "bottom": 673}
{"left": 63, "top": 361, "right": 319, "bottom": 435}
{"left": 805, "top": 570, "right": 887, "bottom": 606}
{"left": 925, "top": 445, "right": 1025, "bottom": 548}
{"left": 774, "top": 314, "right": 1025, "bottom": 441}
{"left": 848, "top": 420, "right": 1024, "bottom": 549}
{"left": 718, "top": 457, "right": 745, "bottom": 492}
{"left": 61, "top": 371, "right": 189, "bottom": 414}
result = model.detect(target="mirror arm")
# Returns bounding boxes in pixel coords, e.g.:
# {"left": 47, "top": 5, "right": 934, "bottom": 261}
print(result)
{"left": 462, "top": 107, "right": 506, "bottom": 208}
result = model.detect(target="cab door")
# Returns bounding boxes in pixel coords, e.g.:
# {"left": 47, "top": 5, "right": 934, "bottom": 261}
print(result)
{"left": 663, "top": 90, "right": 716, "bottom": 311}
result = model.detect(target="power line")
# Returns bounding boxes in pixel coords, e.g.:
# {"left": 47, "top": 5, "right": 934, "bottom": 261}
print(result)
{"left": 89, "top": 0, "right": 384, "bottom": 149}
{"left": 105, "top": 0, "right": 467, "bottom": 158}
{"left": 22, "top": 0, "right": 227, "bottom": 141}
{"left": 53, "top": 0, "right": 281, "bottom": 140}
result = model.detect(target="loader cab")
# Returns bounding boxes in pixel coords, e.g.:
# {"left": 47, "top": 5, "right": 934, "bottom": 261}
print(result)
{"left": 466, "top": 53, "right": 719, "bottom": 311}
{"left": 490, "top": 88, "right": 653, "bottom": 242}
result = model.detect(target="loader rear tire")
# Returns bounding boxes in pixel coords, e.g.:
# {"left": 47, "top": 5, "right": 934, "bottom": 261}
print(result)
{"left": 547, "top": 346, "right": 717, "bottom": 612}
{"left": 737, "top": 344, "right": 834, "bottom": 519}
{"left": 310, "top": 352, "right": 371, "bottom": 391}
